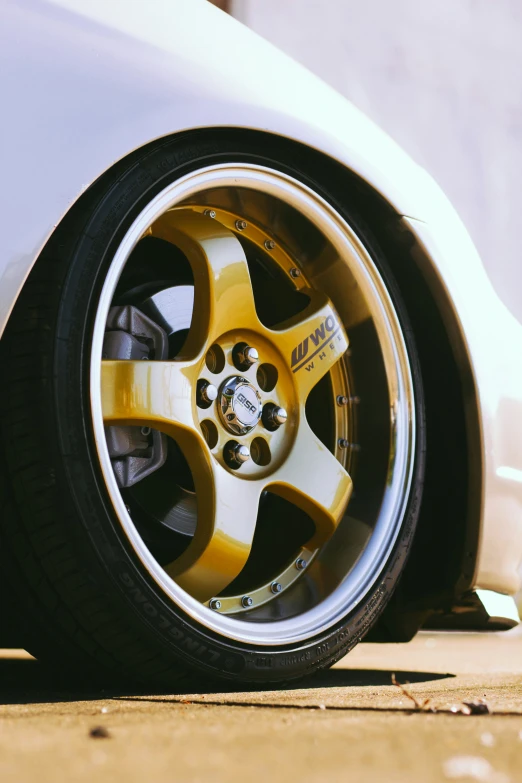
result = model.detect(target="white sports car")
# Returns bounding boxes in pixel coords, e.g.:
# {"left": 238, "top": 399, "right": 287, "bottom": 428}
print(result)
{"left": 1, "top": 0, "right": 521, "bottom": 686}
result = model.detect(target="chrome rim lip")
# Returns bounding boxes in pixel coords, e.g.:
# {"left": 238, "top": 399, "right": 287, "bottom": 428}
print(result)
{"left": 90, "top": 163, "right": 415, "bottom": 646}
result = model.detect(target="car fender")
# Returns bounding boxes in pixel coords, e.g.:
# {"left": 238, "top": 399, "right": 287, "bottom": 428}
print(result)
{"left": 1, "top": 0, "right": 521, "bottom": 599}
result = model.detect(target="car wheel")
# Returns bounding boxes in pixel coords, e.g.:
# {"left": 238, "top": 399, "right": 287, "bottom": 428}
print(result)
{"left": 0, "top": 132, "right": 425, "bottom": 686}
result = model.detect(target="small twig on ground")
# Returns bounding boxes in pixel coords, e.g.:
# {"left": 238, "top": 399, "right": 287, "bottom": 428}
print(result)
{"left": 391, "top": 673, "right": 436, "bottom": 712}
{"left": 391, "top": 674, "right": 493, "bottom": 716}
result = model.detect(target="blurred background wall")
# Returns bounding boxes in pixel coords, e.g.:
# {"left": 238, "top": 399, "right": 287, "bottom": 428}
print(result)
{"left": 229, "top": 0, "right": 522, "bottom": 323}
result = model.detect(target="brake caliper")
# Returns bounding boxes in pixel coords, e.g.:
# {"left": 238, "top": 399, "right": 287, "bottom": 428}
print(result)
{"left": 103, "top": 305, "right": 168, "bottom": 487}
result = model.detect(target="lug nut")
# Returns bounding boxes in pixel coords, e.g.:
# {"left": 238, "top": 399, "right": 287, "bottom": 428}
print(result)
{"left": 245, "top": 347, "right": 258, "bottom": 364}
{"left": 204, "top": 209, "right": 216, "bottom": 218}
{"left": 295, "top": 558, "right": 308, "bottom": 571}
{"left": 264, "top": 239, "right": 276, "bottom": 250}
{"left": 233, "top": 342, "right": 259, "bottom": 371}
{"left": 271, "top": 582, "right": 283, "bottom": 594}
{"left": 209, "top": 598, "right": 222, "bottom": 611}
{"left": 235, "top": 219, "right": 248, "bottom": 231}
{"left": 241, "top": 595, "right": 254, "bottom": 608}
{"left": 271, "top": 407, "right": 287, "bottom": 425}
{"left": 289, "top": 267, "right": 301, "bottom": 278}
{"left": 262, "top": 403, "right": 287, "bottom": 431}
{"left": 197, "top": 381, "right": 218, "bottom": 407}
{"left": 226, "top": 442, "right": 250, "bottom": 468}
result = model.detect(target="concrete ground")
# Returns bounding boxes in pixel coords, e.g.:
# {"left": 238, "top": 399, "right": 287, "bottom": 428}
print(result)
{"left": 1, "top": 631, "right": 522, "bottom": 783}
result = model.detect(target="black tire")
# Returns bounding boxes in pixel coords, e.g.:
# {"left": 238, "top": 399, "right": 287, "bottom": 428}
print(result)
{"left": 0, "top": 131, "right": 425, "bottom": 687}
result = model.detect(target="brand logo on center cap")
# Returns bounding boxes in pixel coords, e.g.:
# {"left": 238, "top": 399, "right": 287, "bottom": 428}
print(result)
{"left": 218, "top": 376, "right": 262, "bottom": 435}
{"left": 233, "top": 385, "right": 260, "bottom": 425}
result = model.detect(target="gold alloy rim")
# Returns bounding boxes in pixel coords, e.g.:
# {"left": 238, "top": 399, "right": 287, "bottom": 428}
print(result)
{"left": 90, "top": 163, "right": 415, "bottom": 646}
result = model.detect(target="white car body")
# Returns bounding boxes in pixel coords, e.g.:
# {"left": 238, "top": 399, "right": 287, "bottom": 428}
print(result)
{"left": 1, "top": 0, "right": 521, "bottom": 619}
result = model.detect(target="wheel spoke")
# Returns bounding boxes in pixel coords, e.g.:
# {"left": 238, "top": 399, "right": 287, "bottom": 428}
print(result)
{"left": 166, "top": 463, "right": 261, "bottom": 601}
{"left": 150, "top": 209, "right": 260, "bottom": 354}
{"left": 101, "top": 359, "right": 196, "bottom": 436}
{"left": 267, "top": 422, "right": 352, "bottom": 545}
{"left": 272, "top": 290, "right": 349, "bottom": 398}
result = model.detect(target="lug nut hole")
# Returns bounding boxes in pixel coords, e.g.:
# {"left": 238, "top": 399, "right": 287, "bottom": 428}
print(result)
{"left": 205, "top": 344, "right": 225, "bottom": 374}
{"left": 257, "top": 363, "right": 278, "bottom": 392}
{"left": 201, "top": 419, "right": 218, "bottom": 449}
{"left": 251, "top": 437, "right": 271, "bottom": 466}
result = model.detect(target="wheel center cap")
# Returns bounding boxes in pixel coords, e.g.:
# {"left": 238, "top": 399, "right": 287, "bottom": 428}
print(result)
{"left": 218, "top": 376, "right": 262, "bottom": 435}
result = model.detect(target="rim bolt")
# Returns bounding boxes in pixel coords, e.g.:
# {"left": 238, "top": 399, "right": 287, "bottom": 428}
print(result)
{"left": 197, "top": 381, "right": 218, "bottom": 407}
{"left": 264, "top": 239, "right": 276, "bottom": 250}
{"left": 226, "top": 442, "right": 250, "bottom": 468}
{"left": 233, "top": 342, "right": 259, "bottom": 371}
{"left": 337, "top": 395, "right": 349, "bottom": 406}
{"left": 209, "top": 598, "right": 222, "bottom": 611}
{"left": 241, "top": 595, "right": 254, "bottom": 608}
{"left": 204, "top": 209, "right": 216, "bottom": 219}
{"left": 338, "top": 439, "right": 361, "bottom": 452}
{"left": 271, "top": 582, "right": 283, "bottom": 594}
{"left": 262, "top": 403, "right": 288, "bottom": 430}
{"left": 289, "top": 267, "right": 301, "bottom": 278}
{"left": 295, "top": 558, "right": 308, "bottom": 571}
{"left": 235, "top": 219, "right": 248, "bottom": 231}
